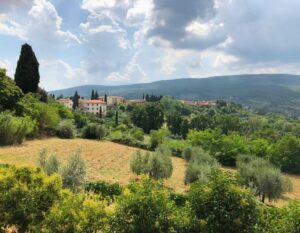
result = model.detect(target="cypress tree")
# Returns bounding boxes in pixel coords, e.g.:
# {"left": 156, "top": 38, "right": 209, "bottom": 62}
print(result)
{"left": 15, "top": 43, "right": 40, "bottom": 94}
{"left": 99, "top": 106, "right": 102, "bottom": 118}
{"left": 104, "top": 94, "right": 108, "bottom": 103}
{"left": 91, "top": 90, "right": 95, "bottom": 100}
{"left": 115, "top": 109, "right": 119, "bottom": 126}
{"left": 95, "top": 91, "right": 99, "bottom": 100}
{"left": 73, "top": 91, "right": 80, "bottom": 109}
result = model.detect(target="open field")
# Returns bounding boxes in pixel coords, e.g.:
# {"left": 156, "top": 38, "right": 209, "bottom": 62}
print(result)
{"left": 0, "top": 138, "right": 298, "bottom": 205}
{"left": 0, "top": 138, "right": 187, "bottom": 192}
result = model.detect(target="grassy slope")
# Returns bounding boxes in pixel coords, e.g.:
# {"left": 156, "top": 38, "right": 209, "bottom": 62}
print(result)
{"left": 0, "top": 138, "right": 298, "bottom": 206}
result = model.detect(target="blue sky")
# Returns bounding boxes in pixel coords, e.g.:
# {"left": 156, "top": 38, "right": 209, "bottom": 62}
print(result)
{"left": 1, "top": 0, "right": 300, "bottom": 91}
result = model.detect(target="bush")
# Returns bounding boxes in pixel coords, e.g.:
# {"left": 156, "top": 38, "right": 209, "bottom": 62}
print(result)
{"left": 85, "top": 181, "right": 122, "bottom": 202}
{"left": 45, "top": 154, "right": 60, "bottom": 176}
{"left": 82, "top": 123, "right": 106, "bottom": 140}
{"left": 41, "top": 191, "right": 108, "bottom": 233}
{"left": 0, "top": 111, "right": 35, "bottom": 145}
{"left": 56, "top": 120, "right": 75, "bottom": 139}
{"left": 150, "top": 128, "right": 170, "bottom": 149}
{"left": 110, "top": 178, "right": 197, "bottom": 233}
{"left": 61, "top": 152, "right": 86, "bottom": 192}
{"left": 185, "top": 148, "right": 220, "bottom": 184}
{"left": 188, "top": 170, "right": 260, "bottom": 233}
{"left": 162, "top": 139, "right": 189, "bottom": 157}
{"left": 130, "top": 127, "right": 144, "bottom": 141}
{"left": 130, "top": 146, "right": 173, "bottom": 180}
{"left": 0, "top": 166, "right": 62, "bottom": 232}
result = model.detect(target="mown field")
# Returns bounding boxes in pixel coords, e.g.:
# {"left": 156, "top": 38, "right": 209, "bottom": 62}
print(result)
{"left": 0, "top": 138, "right": 298, "bottom": 206}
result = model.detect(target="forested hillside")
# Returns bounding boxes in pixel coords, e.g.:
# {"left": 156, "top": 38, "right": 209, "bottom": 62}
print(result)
{"left": 50, "top": 74, "right": 300, "bottom": 116}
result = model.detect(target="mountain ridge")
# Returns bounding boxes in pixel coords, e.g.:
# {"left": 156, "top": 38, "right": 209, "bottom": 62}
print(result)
{"left": 49, "top": 74, "right": 300, "bottom": 116}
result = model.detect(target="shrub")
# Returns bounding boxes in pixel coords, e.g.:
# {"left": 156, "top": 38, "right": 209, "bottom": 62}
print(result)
{"left": 82, "top": 123, "right": 106, "bottom": 140}
{"left": 188, "top": 170, "right": 260, "bottom": 233}
{"left": 130, "top": 146, "right": 173, "bottom": 180}
{"left": 150, "top": 128, "right": 170, "bottom": 149}
{"left": 45, "top": 154, "right": 60, "bottom": 176}
{"left": 162, "top": 139, "right": 189, "bottom": 157}
{"left": 56, "top": 120, "right": 75, "bottom": 139}
{"left": 130, "top": 127, "right": 144, "bottom": 141}
{"left": 0, "top": 166, "right": 62, "bottom": 232}
{"left": 110, "top": 178, "right": 197, "bottom": 233}
{"left": 185, "top": 148, "right": 220, "bottom": 184}
{"left": 61, "top": 152, "right": 86, "bottom": 192}
{"left": 0, "top": 111, "right": 35, "bottom": 145}
{"left": 73, "top": 111, "right": 88, "bottom": 129}
{"left": 41, "top": 191, "right": 108, "bottom": 233}
{"left": 85, "top": 181, "right": 122, "bottom": 202}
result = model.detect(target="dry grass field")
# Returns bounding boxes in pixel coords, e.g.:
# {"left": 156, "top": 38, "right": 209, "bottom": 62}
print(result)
{"left": 0, "top": 138, "right": 298, "bottom": 205}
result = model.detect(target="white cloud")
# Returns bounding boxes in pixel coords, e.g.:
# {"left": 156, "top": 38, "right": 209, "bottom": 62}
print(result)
{"left": 40, "top": 59, "right": 89, "bottom": 90}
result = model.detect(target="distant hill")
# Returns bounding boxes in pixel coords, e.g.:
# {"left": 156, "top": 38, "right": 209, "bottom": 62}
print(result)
{"left": 50, "top": 74, "right": 300, "bottom": 116}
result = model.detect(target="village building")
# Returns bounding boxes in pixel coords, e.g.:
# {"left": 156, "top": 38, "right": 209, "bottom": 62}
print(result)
{"left": 78, "top": 99, "right": 107, "bottom": 116}
{"left": 179, "top": 100, "right": 217, "bottom": 107}
{"left": 57, "top": 99, "right": 73, "bottom": 109}
{"left": 99, "top": 96, "right": 125, "bottom": 105}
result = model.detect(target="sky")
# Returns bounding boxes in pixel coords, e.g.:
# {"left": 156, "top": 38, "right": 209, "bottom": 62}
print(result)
{"left": 1, "top": 0, "right": 300, "bottom": 91}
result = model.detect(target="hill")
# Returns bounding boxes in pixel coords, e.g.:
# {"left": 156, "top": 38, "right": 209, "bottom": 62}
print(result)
{"left": 0, "top": 138, "right": 299, "bottom": 206}
{"left": 50, "top": 74, "right": 300, "bottom": 116}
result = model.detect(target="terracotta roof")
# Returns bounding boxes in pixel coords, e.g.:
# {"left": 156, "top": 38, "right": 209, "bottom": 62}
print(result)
{"left": 79, "top": 99, "right": 106, "bottom": 104}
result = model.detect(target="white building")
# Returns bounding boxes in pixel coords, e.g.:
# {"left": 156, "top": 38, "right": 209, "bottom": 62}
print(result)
{"left": 79, "top": 99, "right": 107, "bottom": 116}
{"left": 57, "top": 99, "right": 73, "bottom": 109}
{"left": 99, "top": 96, "right": 125, "bottom": 105}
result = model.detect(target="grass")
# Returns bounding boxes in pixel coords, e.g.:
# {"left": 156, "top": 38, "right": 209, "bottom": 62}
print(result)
{"left": 0, "top": 138, "right": 298, "bottom": 205}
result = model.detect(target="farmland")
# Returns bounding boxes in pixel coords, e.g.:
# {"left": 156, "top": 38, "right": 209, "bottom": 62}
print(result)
{"left": 0, "top": 138, "right": 298, "bottom": 206}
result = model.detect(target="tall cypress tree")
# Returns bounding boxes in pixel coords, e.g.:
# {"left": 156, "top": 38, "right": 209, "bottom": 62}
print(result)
{"left": 15, "top": 43, "right": 40, "bottom": 94}
{"left": 73, "top": 91, "right": 80, "bottom": 109}
{"left": 95, "top": 91, "right": 99, "bottom": 100}
{"left": 104, "top": 93, "right": 108, "bottom": 103}
{"left": 91, "top": 90, "right": 95, "bottom": 100}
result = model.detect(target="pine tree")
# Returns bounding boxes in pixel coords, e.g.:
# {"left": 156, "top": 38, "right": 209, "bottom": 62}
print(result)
{"left": 15, "top": 43, "right": 40, "bottom": 94}
{"left": 91, "top": 90, "right": 95, "bottom": 100}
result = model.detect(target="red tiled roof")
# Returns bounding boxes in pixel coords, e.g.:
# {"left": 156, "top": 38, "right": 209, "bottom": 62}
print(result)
{"left": 79, "top": 99, "right": 106, "bottom": 104}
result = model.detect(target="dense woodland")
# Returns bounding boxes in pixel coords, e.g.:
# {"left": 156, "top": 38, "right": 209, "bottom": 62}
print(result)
{"left": 0, "top": 44, "right": 300, "bottom": 232}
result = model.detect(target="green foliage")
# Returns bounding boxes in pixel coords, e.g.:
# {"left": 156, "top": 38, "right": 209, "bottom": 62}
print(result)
{"left": 17, "top": 94, "right": 60, "bottom": 133}
{"left": 258, "top": 201, "right": 300, "bottom": 233}
{"left": 82, "top": 123, "right": 106, "bottom": 140}
{"left": 41, "top": 191, "right": 108, "bottom": 233}
{"left": 130, "top": 146, "right": 173, "bottom": 180}
{"left": 188, "top": 170, "right": 259, "bottom": 233}
{"left": 110, "top": 178, "right": 197, "bottom": 233}
{"left": 85, "top": 181, "right": 122, "bottom": 202}
{"left": 51, "top": 101, "right": 73, "bottom": 119}
{"left": 270, "top": 135, "right": 300, "bottom": 174}
{"left": 0, "top": 68, "right": 23, "bottom": 111}
{"left": 131, "top": 103, "right": 164, "bottom": 133}
{"left": 14, "top": 43, "right": 40, "bottom": 94}
{"left": 237, "top": 155, "right": 292, "bottom": 202}
{"left": 73, "top": 110, "right": 88, "bottom": 129}
{"left": 162, "top": 139, "right": 189, "bottom": 157}
{"left": 56, "top": 120, "right": 75, "bottom": 139}
{"left": 0, "top": 166, "right": 62, "bottom": 232}
{"left": 150, "top": 128, "right": 170, "bottom": 149}
{"left": 0, "top": 111, "right": 35, "bottom": 145}
{"left": 61, "top": 152, "right": 86, "bottom": 192}
{"left": 185, "top": 148, "right": 220, "bottom": 184}
{"left": 188, "top": 129, "right": 249, "bottom": 166}
{"left": 45, "top": 154, "right": 60, "bottom": 176}
{"left": 38, "top": 149, "right": 60, "bottom": 176}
